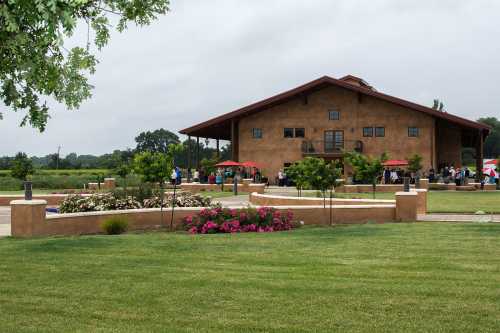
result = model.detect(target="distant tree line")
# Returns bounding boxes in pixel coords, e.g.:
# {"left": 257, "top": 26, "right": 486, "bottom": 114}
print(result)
{"left": 0, "top": 129, "right": 231, "bottom": 170}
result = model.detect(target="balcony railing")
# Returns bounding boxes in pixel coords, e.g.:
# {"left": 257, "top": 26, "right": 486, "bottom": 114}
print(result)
{"left": 301, "top": 140, "right": 363, "bottom": 155}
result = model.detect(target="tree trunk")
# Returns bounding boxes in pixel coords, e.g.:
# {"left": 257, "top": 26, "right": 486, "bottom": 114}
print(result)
{"left": 372, "top": 181, "right": 376, "bottom": 199}
{"left": 170, "top": 182, "right": 177, "bottom": 231}
{"left": 329, "top": 189, "right": 333, "bottom": 226}
{"left": 124, "top": 176, "right": 128, "bottom": 197}
{"left": 160, "top": 182, "right": 165, "bottom": 228}
{"left": 323, "top": 191, "right": 326, "bottom": 208}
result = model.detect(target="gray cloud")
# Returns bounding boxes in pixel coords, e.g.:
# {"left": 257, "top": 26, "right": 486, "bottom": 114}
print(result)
{"left": 1, "top": 0, "right": 499, "bottom": 156}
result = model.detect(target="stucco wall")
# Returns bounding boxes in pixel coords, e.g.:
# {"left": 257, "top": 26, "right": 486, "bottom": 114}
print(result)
{"left": 10, "top": 192, "right": 420, "bottom": 237}
{"left": 237, "top": 85, "right": 438, "bottom": 182}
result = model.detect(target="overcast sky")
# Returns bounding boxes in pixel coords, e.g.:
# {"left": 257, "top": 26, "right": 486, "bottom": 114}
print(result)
{"left": 1, "top": 0, "right": 499, "bottom": 157}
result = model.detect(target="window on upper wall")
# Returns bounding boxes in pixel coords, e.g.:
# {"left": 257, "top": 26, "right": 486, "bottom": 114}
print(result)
{"left": 295, "top": 128, "right": 305, "bottom": 138}
{"left": 252, "top": 128, "right": 262, "bottom": 139}
{"left": 363, "top": 127, "right": 373, "bottom": 137}
{"left": 284, "top": 128, "right": 294, "bottom": 138}
{"left": 328, "top": 109, "right": 340, "bottom": 120}
{"left": 375, "top": 127, "right": 385, "bottom": 137}
{"left": 408, "top": 127, "right": 419, "bottom": 137}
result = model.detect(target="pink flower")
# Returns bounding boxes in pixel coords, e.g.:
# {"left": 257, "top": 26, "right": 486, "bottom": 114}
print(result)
{"left": 189, "top": 226, "right": 198, "bottom": 234}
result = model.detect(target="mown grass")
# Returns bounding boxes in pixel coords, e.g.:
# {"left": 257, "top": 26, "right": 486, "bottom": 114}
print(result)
{"left": 0, "top": 224, "right": 498, "bottom": 332}
{"left": 324, "top": 191, "right": 500, "bottom": 214}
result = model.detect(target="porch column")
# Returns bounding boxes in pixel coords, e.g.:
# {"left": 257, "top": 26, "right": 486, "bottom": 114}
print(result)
{"left": 196, "top": 136, "right": 200, "bottom": 169}
{"left": 231, "top": 119, "right": 239, "bottom": 161}
{"left": 475, "top": 130, "right": 484, "bottom": 181}
{"left": 187, "top": 136, "right": 192, "bottom": 182}
{"left": 216, "top": 139, "right": 220, "bottom": 159}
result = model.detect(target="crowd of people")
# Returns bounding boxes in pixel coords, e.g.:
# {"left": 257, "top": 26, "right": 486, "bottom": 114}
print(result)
{"left": 185, "top": 167, "right": 262, "bottom": 185}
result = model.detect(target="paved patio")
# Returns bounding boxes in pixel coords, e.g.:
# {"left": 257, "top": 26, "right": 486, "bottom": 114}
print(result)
{"left": 0, "top": 207, "right": 11, "bottom": 237}
{"left": 418, "top": 214, "right": 500, "bottom": 223}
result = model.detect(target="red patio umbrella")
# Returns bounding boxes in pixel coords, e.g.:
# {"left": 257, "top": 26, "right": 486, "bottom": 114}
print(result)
{"left": 241, "top": 161, "right": 262, "bottom": 169}
{"left": 483, "top": 167, "right": 497, "bottom": 177}
{"left": 215, "top": 160, "right": 242, "bottom": 167}
{"left": 383, "top": 159, "right": 408, "bottom": 167}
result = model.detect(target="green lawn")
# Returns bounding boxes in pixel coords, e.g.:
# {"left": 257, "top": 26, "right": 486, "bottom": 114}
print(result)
{"left": 327, "top": 191, "right": 500, "bottom": 214}
{"left": 0, "top": 224, "right": 499, "bottom": 332}
{"left": 0, "top": 189, "right": 66, "bottom": 195}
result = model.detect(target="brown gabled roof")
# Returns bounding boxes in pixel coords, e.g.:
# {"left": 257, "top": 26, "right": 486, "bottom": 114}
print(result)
{"left": 179, "top": 75, "right": 490, "bottom": 139}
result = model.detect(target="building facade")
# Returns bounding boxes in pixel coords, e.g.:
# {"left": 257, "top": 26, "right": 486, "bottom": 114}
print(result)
{"left": 180, "top": 75, "right": 490, "bottom": 182}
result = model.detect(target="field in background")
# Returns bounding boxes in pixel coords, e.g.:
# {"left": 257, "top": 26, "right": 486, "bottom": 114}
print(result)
{"left": 0, "top": 224, "right": 498, "bottom": 332}
{"left": 0, "top": 169, "right": 140, "bottom": 191}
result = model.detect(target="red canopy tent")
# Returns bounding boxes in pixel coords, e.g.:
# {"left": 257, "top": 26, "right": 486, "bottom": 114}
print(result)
{"left": 383, "top": 159, "right": 408, "bottom": 167}
{"left": 241, "top": 161, "right": 262, "bottom": 169}
{"left": 484, "top": 159, "right": 498, "bottom": 166}
{"left": 215, "top": 160, "right": 242, "bottom": 167}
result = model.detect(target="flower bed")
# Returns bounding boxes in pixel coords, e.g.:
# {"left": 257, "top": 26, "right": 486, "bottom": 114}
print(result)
{"left": 183, "top": 206, "right": 296, "bottom": 234}
{"left": 59, "top": 192, "right": 211, "bottom": 213}
{"left": 59, "top": 193, "right": 141, "bottom": 213}
{"left": 142, "top": 192, "right": 211, "bottom": 208}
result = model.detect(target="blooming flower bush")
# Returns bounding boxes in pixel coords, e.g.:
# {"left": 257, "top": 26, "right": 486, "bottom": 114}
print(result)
{"left": 59, "top": 193, "right": 141, "bottom": 213}
{"left": 183, "top": 206, "right": 295, "bottom": 234}
{"left": 142, "top": 192, "right": 211, "bottom": 208}
{"left": 59, "top": 192, "right": 212, "bottom": 213}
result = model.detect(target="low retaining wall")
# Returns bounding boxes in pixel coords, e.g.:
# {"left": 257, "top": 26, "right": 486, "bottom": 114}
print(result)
{"left": 88, "top": 178, "right": 116, "bottom": 191}
{"left": 10, "top": 190, "right": 420, "bottom": 237}
{"left": 0, "top": 194, "right": 85, "bottom": 206}
{"left": 249, "top": 192, "right": 395, "bottom": 206}
{"left": 249, "top": 191, "right": 427, "bottom": 215}
{"left": 181, "top": 182, "right": 265, "bottom": 194}
{"left": 337, "top": 179, "right": 429, "bottom": 193}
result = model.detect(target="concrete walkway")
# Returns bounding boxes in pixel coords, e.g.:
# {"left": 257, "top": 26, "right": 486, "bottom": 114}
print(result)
{"left": 212, "top": 195, "right": 250, "bottom": 207}
{"left": 418, "top": 214, "right": 500, "bottom": 223}
{"left": 0, "top": 207, "right": 11, "bottom": 237}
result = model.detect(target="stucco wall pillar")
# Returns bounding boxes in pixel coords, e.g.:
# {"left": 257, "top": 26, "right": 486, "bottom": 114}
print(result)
{"left": 11, "top": 200, "right": 47, "bottom": 238}
{"left": 412, "top": 189, "right": 428, "bottom": 215}
{"left": 104, "top": 178, "right": 116, "bottom": 190}
{"left": 395, "top": 192, "right": 418, "bottom": 221}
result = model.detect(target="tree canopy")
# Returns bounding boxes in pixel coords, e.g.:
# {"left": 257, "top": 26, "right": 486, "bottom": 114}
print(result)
{"left": 478, "top": 117, "right": 500, "bottom": 158}
{"left": 135, "top": 128, "right": 180, "bottom": 154}
{"left": 10, "top": 152, "right": 33, "bottom": 180}
{"left": 0, "top": 0, "right": 169, "bottom": 131}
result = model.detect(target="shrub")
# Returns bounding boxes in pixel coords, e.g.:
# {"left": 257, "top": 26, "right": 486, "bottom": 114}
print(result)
{"left": 142, "top": 192, "right": 211, "bottom": 208}
{"left": 183, "top": 206, "right": 294, "bottom": 234}
{"left": 59, "top": 193, "right": 141, "bottom": 213}
{"left": 101, "top": 217, "right": 129, "bottom": 235}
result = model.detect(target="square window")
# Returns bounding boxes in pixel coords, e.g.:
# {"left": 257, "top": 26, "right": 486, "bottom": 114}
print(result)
{"left": 329, "top": 110, "right": 340, "bottom": 120}
{"left": 408, "top": 127, "right": 419, "bottom": 137}
{"left": 375, "top": 127, "right": 385, "bottom": 137}
{"left": 252, "top": 128, "right": 262, "bottom": 139}
{"left": 363, "top": 127, "right": 373, "bottom": 137}
{"left": 284, "top": 128, "right": 294, "bottom": 138}
{"left": 295, "top": 128, "right": 305, "bottom": 138}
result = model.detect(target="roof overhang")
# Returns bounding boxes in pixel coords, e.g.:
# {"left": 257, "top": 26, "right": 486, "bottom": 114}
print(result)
{"left": 179, "top": 76, "right": 491, "bottom": 139}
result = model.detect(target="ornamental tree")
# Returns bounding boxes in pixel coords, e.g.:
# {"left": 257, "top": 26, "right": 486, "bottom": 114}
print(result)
{"left": 10, "top": 152, "right": 34, "bottom": 181}
{"left": 0, "top": 0, "right": 169, "bottom": 131}
{"left": 133, "top": 143, "right": 183, "bottom": 229}
{"left": 407, "top": 154, "right": 423, "bottom": 174}
{"left": 285, "top": 161, "right": 308, "bottom": 197}
{"left": 345, "top": 151, "right": 388, "bottom": 199}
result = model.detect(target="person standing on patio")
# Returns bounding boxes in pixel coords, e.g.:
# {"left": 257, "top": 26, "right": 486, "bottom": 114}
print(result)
{"left": 383, "top": 168, "right": 390, "bottom": 184}
{"left": 278, "top": 169, "right": 285, "bottom": 186}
